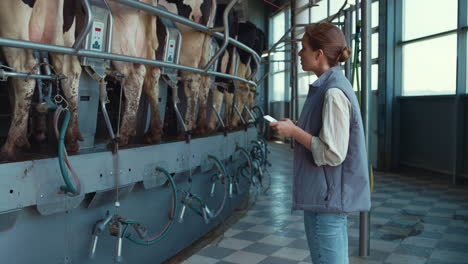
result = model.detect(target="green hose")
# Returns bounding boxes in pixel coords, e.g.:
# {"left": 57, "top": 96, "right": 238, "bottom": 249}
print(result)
{"left": 250, "top": 140, "right": 265, "bottom": 166}
{"left": 124, "top": 167, "right": 179, "bottom": 245}
{"left": 236, "top": 147, "right": 253, "bottom": 182}
{"left": 207, "top": 154, "right": 228, "bottom": 177}
{"left": 57, "top": 108, "right": 78, "bottom": 195}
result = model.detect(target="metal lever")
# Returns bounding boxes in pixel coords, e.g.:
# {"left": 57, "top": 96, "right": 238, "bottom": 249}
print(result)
{"left": 178, "top": 202, "right": 187, "bottom": 223}
{"left": 210, "top": 181, "right": 216, "bottom": 197}
{"left": 210, "top": 104, "right": 226, "bottom": 136}
{"left": 115, "top": 221, "right": 123, "bottom": 263}
{"left": 233, "top": 105, "right": 247, "bottom": 128}
{"left": 89, "top": 213, "right": 113, "bottom": 259}
{"left": 229, "top": 180, "right": 233, "bottom": 198}
{"left": 244, "top": 105, "right": 256, "bottom": 124}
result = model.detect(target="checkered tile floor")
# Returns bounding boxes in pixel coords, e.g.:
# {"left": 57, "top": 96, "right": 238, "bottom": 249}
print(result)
{"left": 181, "top": 142, "right": 468, "bottom": 264}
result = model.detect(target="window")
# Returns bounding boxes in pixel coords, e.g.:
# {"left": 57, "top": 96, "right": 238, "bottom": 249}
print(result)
{"left": 402, "top": 34, "right": 457, "bottom": 96}
{"left": 402, "top": 0, "right": 457, "bottom": 41}
{"left": 270, "top": 10, "right": 289, "bottom": 102}
{"left": 311, "top": 0, "right": 328, "bottom": 22}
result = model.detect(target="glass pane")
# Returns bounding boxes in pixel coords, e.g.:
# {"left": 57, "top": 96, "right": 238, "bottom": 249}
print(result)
{"left": 330, "top": 0, "right": 345, "bottom": 17}
{"left": 272, "top": 73, "right": 286, "bottom": 101}
{"left": 311, "top": 0, "right": 328, "bottom": 22}
{"left": 296, "top": 0, "right": 310, "bottom": 24}
{"left": 402, "top": 34, "right": 457, "bottom": 96}
{"left": 372, "top": 1, "right": 379, "bottom": 28}
{"left": 372, "top": 64, "right": 378, "bottom": 91}
{"left": 372, "top": 33, "right": 379, "bottom": 59}
{"left": 272, "top": 52, "right": 285, "bottom": 72}
{"left": 272, "top": 12, "right": 285, "bottom": 44}
{"left": 403, "top": 0, "right": 457, "bottom": 41}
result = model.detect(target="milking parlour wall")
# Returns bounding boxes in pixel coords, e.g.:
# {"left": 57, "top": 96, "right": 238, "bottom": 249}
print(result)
{"left": 0, "top": 0, "right": 269, "bottom": 263}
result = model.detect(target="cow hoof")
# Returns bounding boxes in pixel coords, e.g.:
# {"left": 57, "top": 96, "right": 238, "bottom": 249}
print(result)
{"left": 0, "top": 145, "right": 17, "bottom": 161}
{"left": 65, "top": 141, "right": 80, "bottom": 153}
{"left": 143, "top": 132, "right": 161, "bottom": 144}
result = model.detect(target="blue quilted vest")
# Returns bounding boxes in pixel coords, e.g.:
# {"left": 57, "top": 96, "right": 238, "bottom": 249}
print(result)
{"left": 293, "top": 66, "right": 371, "bottom": 213}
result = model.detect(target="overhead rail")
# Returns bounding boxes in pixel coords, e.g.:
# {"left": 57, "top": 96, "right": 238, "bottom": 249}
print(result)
{"left": 0, "top": 37, "right": 257, "bottom": 87}
{"left": 0, "top": 0, "right": 262, "bottom": 87}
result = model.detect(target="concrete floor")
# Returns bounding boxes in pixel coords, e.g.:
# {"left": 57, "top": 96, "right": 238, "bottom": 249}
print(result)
{"left": 179, "top": 142, "right": 468, "bottom": 264}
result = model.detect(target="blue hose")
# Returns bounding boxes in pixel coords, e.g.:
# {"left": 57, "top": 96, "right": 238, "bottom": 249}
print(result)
{"left": 57, "top": 107, "right": 78, "bottom": 195}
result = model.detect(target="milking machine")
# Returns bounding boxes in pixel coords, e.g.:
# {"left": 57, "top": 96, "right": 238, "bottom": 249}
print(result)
{"left": 0, "top": 0, "right": 272, "bottom": 262}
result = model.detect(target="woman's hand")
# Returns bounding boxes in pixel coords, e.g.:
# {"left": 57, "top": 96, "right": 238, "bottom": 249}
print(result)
{"left": 269, "top": 118, "right": 297, "bottom": 138}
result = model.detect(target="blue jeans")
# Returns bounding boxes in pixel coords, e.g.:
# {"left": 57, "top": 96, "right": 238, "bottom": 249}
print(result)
{"left": 304, "top": 211, "right": 349, "bottom": 264}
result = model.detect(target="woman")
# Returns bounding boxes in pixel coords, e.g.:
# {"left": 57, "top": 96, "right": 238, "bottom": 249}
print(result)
{"left": 270, "top": 23, "right": 371, "bottom": 264}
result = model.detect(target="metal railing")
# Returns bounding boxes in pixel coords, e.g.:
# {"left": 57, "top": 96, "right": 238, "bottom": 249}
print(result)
{"left": 0, "top": 0, "right": 262, "bottom": 87}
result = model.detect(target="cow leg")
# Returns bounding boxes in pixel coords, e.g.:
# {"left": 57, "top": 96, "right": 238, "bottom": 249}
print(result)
{"left": 195, "top": 34, "right": 213, "bottom": 135}
{"left": 55, "top": 19, "right": 83, "bottom": 153}
{"left": 118, "top": 64, "right": 146, "bottom": 146}
{"left": 0, "top": 48, "right": 36, "bottom": 160}
{"left": 50, "top": 53, "right": 83, "bottom": 152}
{"left": 142, "top": 66, "right": 162, "bottom": 144}
{"left": 206, "top": 88, "right": 224, "bottom": 133}
{"left": 180, "top": 71, "right": 201, "bottom": 132}
{"left": 0, "top": 1, "right": 35, "bottom": 160}
{"left": 232, "top": 84, "right": 249, "bottom": 128}
{"left": 179, "top": 31, "right": 204, "bottom": 133}
{"left": 224, "top": 91, "right": 234, "bottom": 130}
{"left": 195, "top": 75, "right": 211, "bottom": 134}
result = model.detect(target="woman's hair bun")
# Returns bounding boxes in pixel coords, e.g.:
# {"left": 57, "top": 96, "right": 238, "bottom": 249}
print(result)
{"left": 338, "top": 46, "right": 352, "bottom": 62}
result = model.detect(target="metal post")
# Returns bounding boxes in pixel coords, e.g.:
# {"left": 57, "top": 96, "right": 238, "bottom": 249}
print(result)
{"left": 453, "top": 0, "right": 468, "bottom": 184}
{"left": 344, "top": 9, "right": 353, "bottom": 80}
{"left": 359, "top": 0, "right": 371, "bottom": 257}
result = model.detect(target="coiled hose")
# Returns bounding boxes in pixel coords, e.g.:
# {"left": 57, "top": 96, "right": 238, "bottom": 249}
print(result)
{"left": 207, "top": 154, "right": 228, "bottom": 218}
{"left": 123, "top": 167, "right": 178, "bottom": 245}
{"left": 54, "top": 106, "right": 81, "bottom": 195}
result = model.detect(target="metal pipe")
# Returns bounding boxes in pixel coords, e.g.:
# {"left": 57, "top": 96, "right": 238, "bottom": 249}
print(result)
{"left": 0, "top": 69, "right": 64, "bottom": 81}
{"left": 103, "top": 0, "right": 114, "bottom": 54}
{"left": 211, "top": 104, "right": 226, "bottom": 129}
{"left": 0, "top": 37, "right": 257, "bottom": 87}
{"left": 204, "top": 0, "right": 237, "bottom": 71}
{"left": 233, "top": 105, "right": 247, "bottom": 126}
{"left": 73, "top": 0, "right": 93, "bottom": 50}
{"left": 359, "top": 0, "right": 371, "bottom": 257}
{"left": 112, "top": 0, "right": 261, "bottom": 71}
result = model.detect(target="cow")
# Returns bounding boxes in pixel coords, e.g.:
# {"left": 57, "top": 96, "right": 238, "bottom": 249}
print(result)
{"left": 0, "top": 0, "right": 82, "bottom": 160}
{"left": 97, "top": 0, "right": 162, "bottom": 146}
{"left": 204, "top": 4, "right": 239, "bottom": 134}
{"left": 230, "top": 22, "right": 265, "bottom": 128}
{"left": 157, "top": 0, "right": 217, "bottom": 136}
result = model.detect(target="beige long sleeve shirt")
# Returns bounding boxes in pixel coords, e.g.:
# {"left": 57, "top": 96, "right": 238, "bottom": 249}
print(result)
{"left": 310, "top": 88, "right": 352, "bottom": 166}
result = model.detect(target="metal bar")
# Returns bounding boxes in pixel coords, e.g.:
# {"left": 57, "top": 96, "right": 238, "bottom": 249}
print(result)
{"left": 211, "top": 104, "right": 225, "bottom": 129}
{"left": 0, "top": 69, "right": 63, "bottom": 81}
{"left": 112, "top": 0, "right": 261, "bottom": 77}
{"left": 103, "top": 0, "right": 114, "bottom": 54}
{"left": 453, "top": 0, "right": 468, "bottom": 184}
{"left": 233, "top": 105, "right": 246, "bottom": 126}
{"left": 359, "top": 0, "right": 371, "bottom": 257}
{"left": 0, "top": 37, "right": 257, "bottom": 87}
{"left": 344, "top": 9, "right": 353, "bottom": 80}
{"left": 73, "top": 0, "right": 94, "bottom": 50}
{"left": 398, "top": 28, "right": 466, "bottom": 46}
{"left": 203, "top": 0, "right": 237, "bottom": 71}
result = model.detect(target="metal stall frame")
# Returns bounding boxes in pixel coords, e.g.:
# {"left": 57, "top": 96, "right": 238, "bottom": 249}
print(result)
{"left": 0, "top": 0, "right": 263, "bottom": 88}
{"left": 0, "top": 0, "right": 265, "bottom": 233}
